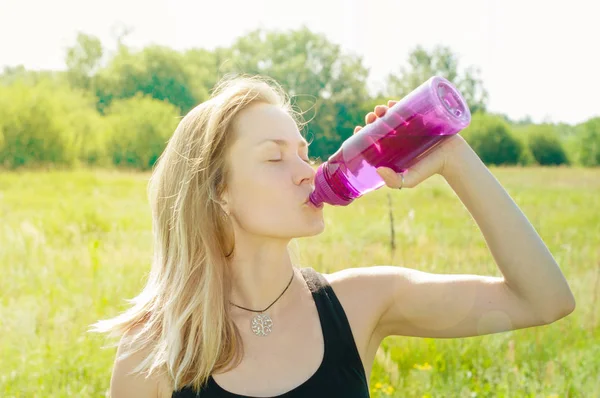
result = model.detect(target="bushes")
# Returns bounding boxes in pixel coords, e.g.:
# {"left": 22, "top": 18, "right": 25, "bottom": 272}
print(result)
{"left": 0, "top": 80, "right": 83, "bottom": 168}
{"left": 104, "top": 94, "right": 181, "bottom": 170}
{"left": 577, "top": 118, "right": 600, "bottom": 166}
{"left": 460, "top": 113, "right": 523, "bottom": 165}
{"left": 0, "top": 75, "right": 596, "bottom": 170}
{"left": 0, "top": 79, "right": 180, "bottom": 170}
{"left": 459, "top": 113, "right": 576, "bottom": 166}
{"left": 527, "top": 124, "right": 570, "bottom": 166}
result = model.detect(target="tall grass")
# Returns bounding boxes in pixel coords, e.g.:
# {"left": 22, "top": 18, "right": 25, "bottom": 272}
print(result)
{"left": 1, "top": 166, "right": 598, "bottom": 397}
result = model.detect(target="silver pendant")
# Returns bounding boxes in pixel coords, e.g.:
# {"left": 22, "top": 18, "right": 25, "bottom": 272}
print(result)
{"left": 251, "top": 313, "right": 273, "bottom": 336}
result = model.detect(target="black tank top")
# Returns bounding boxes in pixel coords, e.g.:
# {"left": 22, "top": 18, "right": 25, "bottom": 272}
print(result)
{"left": 172, "top": 267, "right": 371, "bottom": 397}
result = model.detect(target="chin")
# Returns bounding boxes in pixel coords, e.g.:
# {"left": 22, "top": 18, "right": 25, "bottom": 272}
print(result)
{"left": 283, "top": 223, "right": 325, "bottom": 239}
{"left": 300, "top": 222, "right": 326, "bottom": 237}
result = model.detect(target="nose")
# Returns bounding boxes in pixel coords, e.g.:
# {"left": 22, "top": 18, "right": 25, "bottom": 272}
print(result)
{"left": 294, "top": 158, "right": 316, "bottom": 186}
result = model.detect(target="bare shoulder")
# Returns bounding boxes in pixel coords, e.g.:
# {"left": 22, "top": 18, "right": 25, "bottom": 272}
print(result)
{"left": 110, "top": 324, "right": 173, "bottom": 398}
{"left": 321, "top": 266, "right": 389, "bottom": 344}
{"left": 323, "top": 265, "right": 391, "bottom": 298}
{"left": 321, "top": 266, "right": 382, "bottom": 314}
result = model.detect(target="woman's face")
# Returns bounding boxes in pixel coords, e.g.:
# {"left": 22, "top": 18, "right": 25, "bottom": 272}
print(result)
{"left": 222, "top": 102, "right": 324, "bottom": 239}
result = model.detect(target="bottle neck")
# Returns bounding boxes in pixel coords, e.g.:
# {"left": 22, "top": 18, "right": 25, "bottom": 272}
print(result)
{"left": 309, "top": 163, "right": 355, "bottom": 207}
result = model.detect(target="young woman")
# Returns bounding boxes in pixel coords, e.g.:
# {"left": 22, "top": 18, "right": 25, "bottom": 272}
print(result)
{"left": 91, "top": 75, "right": 576, "bottom": 397}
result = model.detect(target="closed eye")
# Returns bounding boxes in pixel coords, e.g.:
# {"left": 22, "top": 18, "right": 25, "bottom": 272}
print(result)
{"left": 268, "top": 158, "right": 315, "bottom": 165}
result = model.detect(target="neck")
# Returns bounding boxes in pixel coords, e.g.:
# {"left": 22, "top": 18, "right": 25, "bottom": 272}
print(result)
{"left": 226, "top": 239, "right": 300, "bottom": 317}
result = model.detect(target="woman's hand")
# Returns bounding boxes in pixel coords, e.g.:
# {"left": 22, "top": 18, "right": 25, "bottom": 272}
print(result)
{"left": 354, "top": 100, "right": 470, "bottom": 189}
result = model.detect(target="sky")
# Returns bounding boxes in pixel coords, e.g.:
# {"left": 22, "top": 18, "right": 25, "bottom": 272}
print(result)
{"left": 0, "top": 0, "right": 597, "bottom": 125}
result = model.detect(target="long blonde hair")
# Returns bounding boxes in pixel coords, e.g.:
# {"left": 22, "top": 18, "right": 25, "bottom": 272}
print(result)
{"left": 89, "top": 74, "right": 307, "bottom": 392}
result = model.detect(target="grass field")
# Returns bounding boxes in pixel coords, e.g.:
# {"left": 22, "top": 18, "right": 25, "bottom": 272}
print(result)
{"left": 1, "top": 167, "right": 598, "bottom": 397}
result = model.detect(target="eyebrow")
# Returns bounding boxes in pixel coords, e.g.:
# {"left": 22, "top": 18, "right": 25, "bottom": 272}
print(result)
{"left": 257, "top": 138, "right": 309, "bottom": 148}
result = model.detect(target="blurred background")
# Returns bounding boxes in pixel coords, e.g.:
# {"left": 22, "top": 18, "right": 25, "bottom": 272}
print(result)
{"left": 1, "top": 0, "right": 599, "bottom": 168}
{"left": 1, "top": 0, "right": 598, "bottom": 397}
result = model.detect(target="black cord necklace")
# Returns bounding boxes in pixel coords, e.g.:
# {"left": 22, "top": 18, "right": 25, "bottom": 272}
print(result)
{"left": 229, "top": 269, "right": 295, "bottom": 337}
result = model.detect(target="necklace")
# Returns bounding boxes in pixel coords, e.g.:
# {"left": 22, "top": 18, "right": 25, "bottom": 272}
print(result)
{"left": 229, "top": 269, "right": 295, "bottom": 337}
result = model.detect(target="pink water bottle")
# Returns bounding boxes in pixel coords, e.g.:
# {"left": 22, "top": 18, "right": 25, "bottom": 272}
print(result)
{"left": 309, "top": 75, "right": 471, "bottom": 207}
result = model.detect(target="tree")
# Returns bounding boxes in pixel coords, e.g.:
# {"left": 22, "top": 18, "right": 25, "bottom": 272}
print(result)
{"left": 94, "top": 45, "right": 212, "bottom": 114}
{"left": 182, "top": 48, "right": 219, "bottom": 106}
{"left": 65, "top": 32, "right": 104, "bottom": 91}
{"left": 578, "top": 117, "right": 600, "bottom": 166}
{"left": 214, "top": 25, "right": 372, "bottom": 159}
{"left": 384, "top": 45, "right": 488, "bottom": 115}
{"left": 1, "top": 65, "right": 65, "bottom": 86}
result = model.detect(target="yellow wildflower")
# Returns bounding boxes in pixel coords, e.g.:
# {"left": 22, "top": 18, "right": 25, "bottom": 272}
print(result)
{"left": 413, "top": 362, "right": 433, "bottom": 371}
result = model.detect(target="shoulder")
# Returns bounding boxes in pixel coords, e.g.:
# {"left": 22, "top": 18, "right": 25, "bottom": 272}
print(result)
{"left": 319, "top": 266, "right": 394, "bottom": 339}
{"left": 322, "top": 265, "right": 424, "bottom": 336}
{"left": 323, "top": 265, "right": 396, "bottom": 291}
{"left": 324, "top": 265, "right": 421, "bottom": 297}
{"left": 110, "top": 324, "right": 173, "bottom": 398}
{"left": 322, "top": 265, "right": 428, "bottom": 326}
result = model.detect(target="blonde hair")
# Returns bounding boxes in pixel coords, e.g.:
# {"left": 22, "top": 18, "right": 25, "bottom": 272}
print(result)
{"left": 89, "top": 74, "right": 307, "bottom": 393}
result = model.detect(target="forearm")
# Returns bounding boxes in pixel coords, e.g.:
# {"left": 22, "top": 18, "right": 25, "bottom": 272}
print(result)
{"left": 441, "top": 141, "right": 576, "bottom": 322}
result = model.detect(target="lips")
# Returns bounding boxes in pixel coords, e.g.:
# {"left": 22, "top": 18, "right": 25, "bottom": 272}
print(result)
{"left": 305, "top": 196, "right": 323, "bottom": 209}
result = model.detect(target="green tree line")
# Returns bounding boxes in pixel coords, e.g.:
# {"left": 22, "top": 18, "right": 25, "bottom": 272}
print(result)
{"left": 1, "top": 26, "right": 598, "bottom": 170}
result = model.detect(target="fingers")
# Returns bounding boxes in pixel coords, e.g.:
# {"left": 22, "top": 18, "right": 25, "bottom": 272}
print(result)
{"left": 376, "top": 167, "right": 405, "bottom": 189}
{"left": 365, "top": 112, "right": 376, "bottom": 125}
{"left": 374, "top": 105, "right": 387, "bottom": 117}
{"left": 366, "top": 103, "right": 395, "bottom": 124}
{"left": 356, "top": 101, "right": 399, "bottom": 134}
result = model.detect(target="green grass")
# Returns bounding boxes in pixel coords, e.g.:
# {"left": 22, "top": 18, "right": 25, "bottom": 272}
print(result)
{"left": 1, "top": 167, "right": 598, "bottom": 397}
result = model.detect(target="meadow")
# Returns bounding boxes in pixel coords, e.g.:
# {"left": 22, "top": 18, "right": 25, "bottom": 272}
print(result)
{"left": 1, "top": 166, "right": 598, "bottom": 397}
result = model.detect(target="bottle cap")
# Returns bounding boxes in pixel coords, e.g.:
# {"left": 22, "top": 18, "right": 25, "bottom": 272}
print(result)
{"left": 309, "top": 164, "right": 354, "bottom": 207}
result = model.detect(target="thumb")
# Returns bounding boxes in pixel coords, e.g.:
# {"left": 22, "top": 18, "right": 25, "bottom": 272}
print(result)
{"left": 401, "top": 151, "right": 442, "bottom": 188}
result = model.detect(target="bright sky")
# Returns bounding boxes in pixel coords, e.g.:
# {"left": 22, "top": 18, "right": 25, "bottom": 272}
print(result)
{"left": 1, "top": 0, "right": 597, "bottom": 125}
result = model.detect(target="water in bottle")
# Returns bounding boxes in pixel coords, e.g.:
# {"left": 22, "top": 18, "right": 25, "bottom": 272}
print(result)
{"left": 309, "top": 75, "right": 471, "bottom": 207}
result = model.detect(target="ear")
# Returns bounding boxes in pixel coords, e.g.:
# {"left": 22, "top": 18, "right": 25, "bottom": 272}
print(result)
{"left": 221, "top": 204, "right": 230, "bottom": 216}
{"left": 215, "top": 165, "right": 231, "bottom": 215}
{"left": 219, "top": 188, "right": 230, "bottom": 216}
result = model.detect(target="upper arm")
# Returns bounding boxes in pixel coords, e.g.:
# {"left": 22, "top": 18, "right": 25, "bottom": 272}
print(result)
{"left": 110, "top": 326, "right": 169, "bottom": 398}
{"left": 357, "top": 266, "right": 551, "bottom": 339}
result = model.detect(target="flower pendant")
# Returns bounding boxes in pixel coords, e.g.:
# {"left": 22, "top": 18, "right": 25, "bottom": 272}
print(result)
{"left": 251, "top": 313, "right": 273, "bottom": 336}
